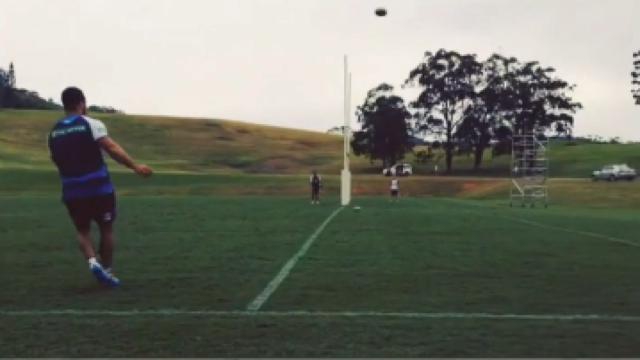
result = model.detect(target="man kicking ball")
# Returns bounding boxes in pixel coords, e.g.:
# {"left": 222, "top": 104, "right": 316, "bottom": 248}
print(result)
{"left": 48, "top": 87, "right": 153, "bottom": 287}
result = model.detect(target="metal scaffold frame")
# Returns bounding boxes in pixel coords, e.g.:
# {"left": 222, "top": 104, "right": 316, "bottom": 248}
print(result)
{"left": 510, "top": 134, "right": 549, "bottom": 208}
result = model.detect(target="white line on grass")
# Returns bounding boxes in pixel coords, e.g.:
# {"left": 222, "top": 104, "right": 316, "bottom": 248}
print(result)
{"left": 502, "top": 216, "right": 640, "bottom": 248}
{"left": 436, "top": 198, "right": 640, "bottom": 248}
{"left": 3, "top": 309, "right": 640, "bottom": 322}
{"left": 246, "top": 206, "right": 344, "bottom": 312}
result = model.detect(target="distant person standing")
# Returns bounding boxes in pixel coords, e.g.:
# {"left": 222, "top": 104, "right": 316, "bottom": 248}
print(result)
{"left": 48, "top": 87, "right": 153, "bottom": 287}
{"left": 310, "top": 170, "right": 322, "bottom": 204}
{"left": 390, "top": 177, "right": 400, "bottom": 201}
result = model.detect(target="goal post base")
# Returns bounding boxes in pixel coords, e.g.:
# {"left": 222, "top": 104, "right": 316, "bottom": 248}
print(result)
{"left": 341, "top": 169, "right": 351, "bottom": 206}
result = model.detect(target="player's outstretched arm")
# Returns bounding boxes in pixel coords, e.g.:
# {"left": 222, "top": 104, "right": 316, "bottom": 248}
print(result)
{"left": 98, "top": 137, "right": 153, "bottom": 177}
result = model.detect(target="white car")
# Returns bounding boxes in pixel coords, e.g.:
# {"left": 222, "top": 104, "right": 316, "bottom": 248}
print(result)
{"left": 383, "top": 163, "right": 413, "bottom": 177}
{"left": 592, "top": 164, "right": 637, "bottom": 181}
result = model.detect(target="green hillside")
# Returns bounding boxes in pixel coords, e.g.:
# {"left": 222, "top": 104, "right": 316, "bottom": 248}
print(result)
{"left": 411, "top": 141, "right": 640, "bottom": 178}
{"left": 0, "top": 109, "right": 638, "bottom": 177}
{"left": 0, "top": 109, "right": 365, "bottom": 174}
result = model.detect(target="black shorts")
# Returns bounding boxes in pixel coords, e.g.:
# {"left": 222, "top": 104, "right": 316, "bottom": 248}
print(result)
{"left": 391, "top": 189, "right": 399, "bottom": 197}
{"left": 312, "top": 185, "right": 320, "bottom": 195}
{"left": 64, "top": 193, "right": 116, "bottom": 231}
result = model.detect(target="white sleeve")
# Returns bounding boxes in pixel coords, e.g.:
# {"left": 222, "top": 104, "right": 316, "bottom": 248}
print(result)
{"left": 85, "top": 117, "right": 108, "bottom": 140}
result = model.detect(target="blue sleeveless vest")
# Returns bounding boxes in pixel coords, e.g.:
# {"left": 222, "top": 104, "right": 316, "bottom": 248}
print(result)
{"left": 48, "top": 116, "right": 114, "bottom": 201}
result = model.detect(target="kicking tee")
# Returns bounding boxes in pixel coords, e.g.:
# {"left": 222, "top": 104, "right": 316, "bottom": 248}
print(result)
{"left": 48, "top": 115, "right": 114, "bottom": 201}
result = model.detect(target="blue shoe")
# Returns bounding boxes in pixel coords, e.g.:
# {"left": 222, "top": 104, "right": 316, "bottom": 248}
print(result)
{"left": 90, "top": 263, "right": 120, "bottom": 287}
{"left": 104, "top": 268, "right": 121, "bottom": 287}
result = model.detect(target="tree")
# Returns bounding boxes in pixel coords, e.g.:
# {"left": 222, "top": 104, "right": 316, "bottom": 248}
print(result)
{"left": 7, "top": 62, "right": 16, "bottom": 88}
{"left": 456, "top": 54, "right": 515, "bottom": 170}
{"left": 0, "top": 68, "right": 9, "bottom": 107}
{"left": 633, "top": 50, "right": 640, "bottom": 105}
{"left": 351, "top": 83, "right": 412, "bottom": 167}
{"left": 502, "top": 60, "right": 581, "bottom": 136}
{"left": 327, "top": 126, "right": 345, "bottom": 135}
{"left": 87, "top": 105, "right": 122, "bottom": 114}
{"left": 0, "top": 68, "right": 8, "bottom": 88}
{"left": 8, "top": 88, "right": 61, "bottom": 109}
{"left": 404, "top": 49, "right": 482, "bottom": 173}
{"left": 461, "top": 54, "right": 581, "bottom": 170}
{"left": 0, "top": 62, "right": 61, "bottom": 110}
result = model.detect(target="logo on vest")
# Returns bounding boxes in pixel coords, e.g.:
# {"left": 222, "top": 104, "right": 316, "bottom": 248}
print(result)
{"left": 51, "top": 125, "right": 88, "bottom": 138}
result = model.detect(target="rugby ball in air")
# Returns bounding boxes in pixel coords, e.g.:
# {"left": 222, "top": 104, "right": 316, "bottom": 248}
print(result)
{"left": 375, "top": 7, "right": 387, "bottom": 17}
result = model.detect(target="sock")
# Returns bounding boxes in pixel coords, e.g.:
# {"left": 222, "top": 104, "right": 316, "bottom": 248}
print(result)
{"left": 88, "top": 257, "right": 100, "bottom": 268}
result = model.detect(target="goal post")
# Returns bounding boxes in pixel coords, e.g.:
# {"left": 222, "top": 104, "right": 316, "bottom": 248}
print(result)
{"left": 341, "top": 55, "right": 352, "bottom": 206}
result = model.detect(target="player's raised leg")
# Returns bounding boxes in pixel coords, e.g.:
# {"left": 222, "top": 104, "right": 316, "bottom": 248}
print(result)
{"left": 95, "top": 194, "right": 117, "bottom": 269}
{"left": 77, "top": 229, "right": 104, "bottom": 272}
{"left": 76, "top": 227, "right": 96, "bottom": 261}
{"left": 65, "top": 198, "right": 109, "bottom": 281}
{"left": 97, "top": 221, "right": 120, "bottom": 287}
{"left": 98, "top": 222, "right": 114, "bottom": 270}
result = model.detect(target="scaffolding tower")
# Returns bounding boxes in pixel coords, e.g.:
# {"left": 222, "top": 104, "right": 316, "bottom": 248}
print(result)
{"left": 510, "top": 134, "right": 549, "bottom": 208}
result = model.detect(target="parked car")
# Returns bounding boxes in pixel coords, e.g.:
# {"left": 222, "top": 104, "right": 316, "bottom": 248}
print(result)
{"left": 383, "top": 163, "right": 413, "bottom": 177}
{"left": 592, "top": 164, "right": 636, "bottom": 181}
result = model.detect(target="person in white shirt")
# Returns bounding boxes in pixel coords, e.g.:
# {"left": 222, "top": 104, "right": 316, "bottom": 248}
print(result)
{"left": 390, "top": 177, "right": 400, "bottom": 201}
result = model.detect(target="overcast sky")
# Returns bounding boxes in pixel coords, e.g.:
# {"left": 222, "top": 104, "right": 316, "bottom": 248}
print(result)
{"left": 1, "top": 0, "right": 639, "bottom": 139}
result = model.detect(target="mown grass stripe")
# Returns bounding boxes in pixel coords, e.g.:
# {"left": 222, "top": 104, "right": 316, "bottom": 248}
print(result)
{"left": 435, "top": 197, "right": 640, "bottom": 248}
{"left": 246, "top": 206, "right": 344, "bottom": 311}
{"left": 503, "top": 216, "right": 640, "bottom": 248}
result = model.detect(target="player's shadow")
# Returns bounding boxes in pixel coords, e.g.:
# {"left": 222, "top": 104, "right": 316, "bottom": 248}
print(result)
{"left": 71, "top": 283, "right": 114, "bottom": 295}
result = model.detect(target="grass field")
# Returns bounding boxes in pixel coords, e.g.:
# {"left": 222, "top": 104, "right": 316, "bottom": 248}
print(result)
{"left": 2, "top": 109, "right": 640, "bottom": 356}
{"left": 2, "top": 109, "right": 639, "bottom": 177}
{"left": 2, "top": 171, "right": 640, "bottom": 356}
{"left": 3, "top": 168, "right": 640, "bottom": 208}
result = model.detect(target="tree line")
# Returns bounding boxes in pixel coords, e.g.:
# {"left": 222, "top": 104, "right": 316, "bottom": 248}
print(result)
{"left": 0, "top": 62, "right": 61, "bottom": 110}
{"left": 0, "top": 62, "right": 122, "bottom": 113}
{"left": 352, "top": 49, "right": 583, "bottom": 173}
